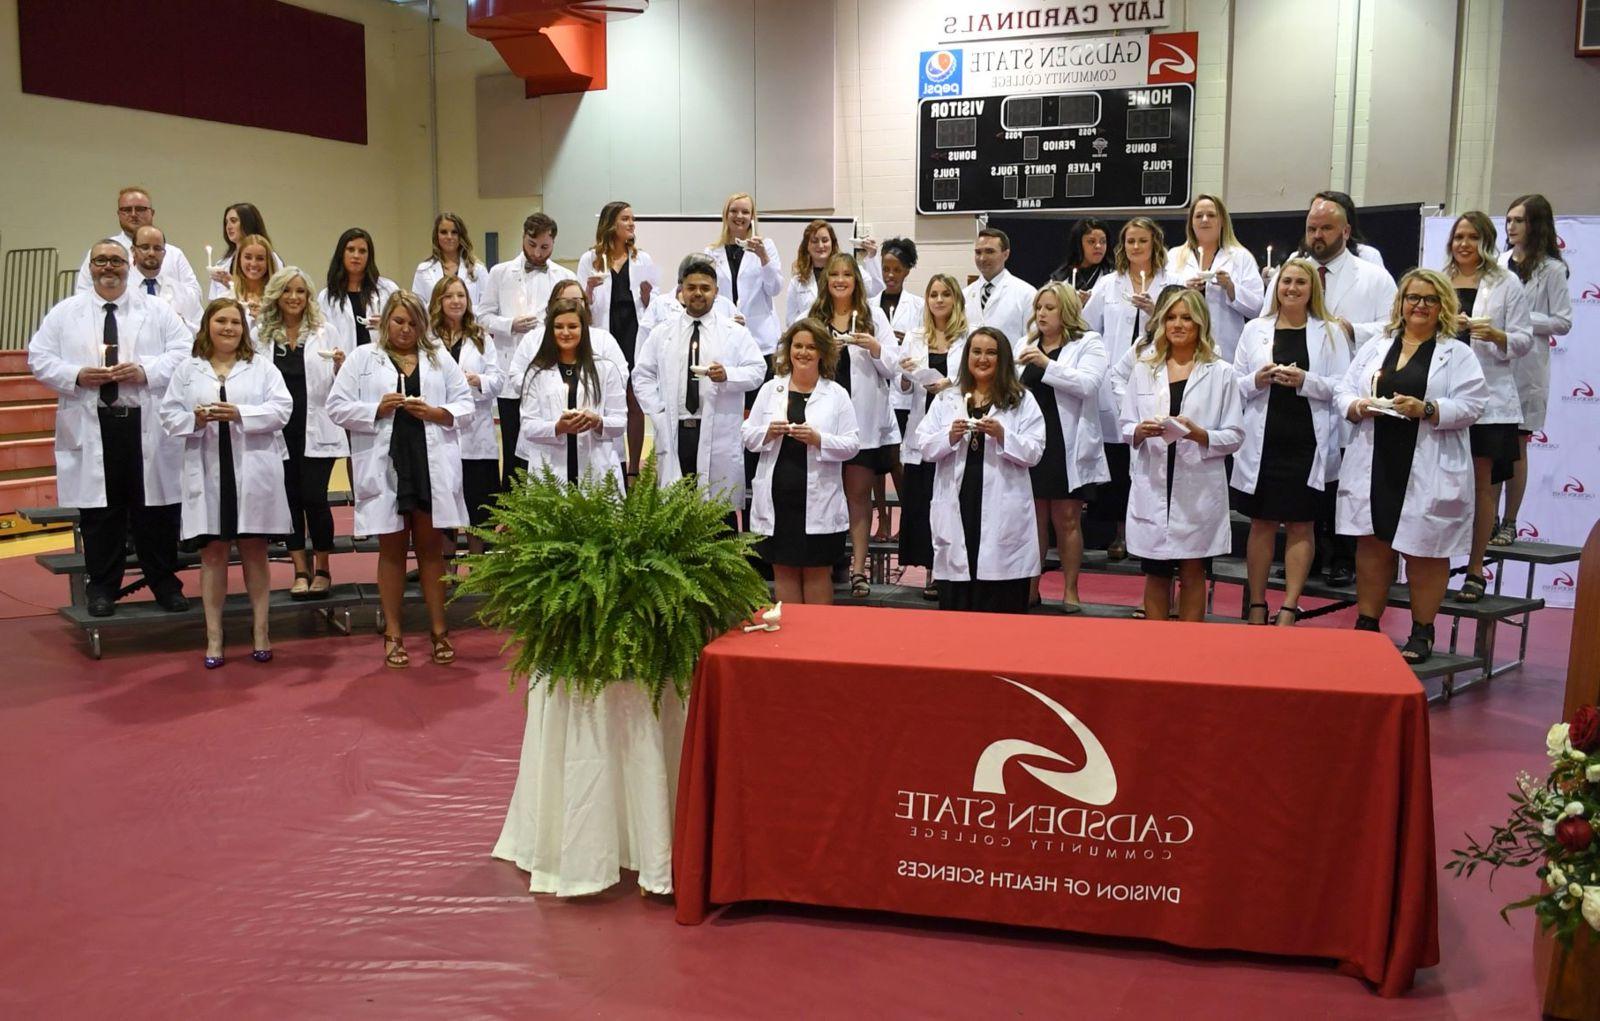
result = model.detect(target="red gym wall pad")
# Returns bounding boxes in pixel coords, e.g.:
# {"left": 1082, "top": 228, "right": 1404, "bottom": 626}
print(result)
{"left": 16, "top": 0, "right": 368, "bottom": 145}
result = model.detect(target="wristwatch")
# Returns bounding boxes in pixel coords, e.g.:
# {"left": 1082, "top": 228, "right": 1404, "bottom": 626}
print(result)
{"left": 1422, "top": 400, "right": 1437, "bottom": 420}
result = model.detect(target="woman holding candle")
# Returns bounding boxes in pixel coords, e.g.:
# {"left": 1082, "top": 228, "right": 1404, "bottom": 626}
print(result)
{"left": 1336, "top": 269, "right": 1488, "bottom": 662}
{"left": 257, "top": 267, "right": 346, "bottom": 599}
{"left": 897, "top": 274, "right": 969, "bottom": 599}
{"left": 1122, "top": 289, "right": 1243, "bottom": 623}
{"left": 743, "top": 319, "right": 861, "bottom": 604}
{"left": 1232, "top": 259, "right": 1349, "bottom": 625}
{"left": 159, "top": 298, "right": 292, "bottom": 667}
{"left": 705, "top": 193, "right": 784, "bottom": 353}
{"left": 1084, "top": 217, "right": 1172, "bottom": 561}
{"left": 808, "top": 253, "right": 900, "bottom": 598}
{"left": 914, "top": 327, "right": 1046, "bottom": 613}
{"left": 578, "top": 202, "right": 658, "bottom": 476}
{"left": 516, "top": 297, "right": 626, "bottom": 488}
{"left": 1016, "top": 282, "right": 1108, "bottom": 611}
{"left": 326, "top": 291, "right": 474, "bottom": 669}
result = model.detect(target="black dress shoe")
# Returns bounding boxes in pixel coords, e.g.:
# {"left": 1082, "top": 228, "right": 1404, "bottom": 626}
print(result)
{"left": 155, "top": 590, "right": 191, "bottom": 613}
{"left": 1325, "top": 565, "right": 1355, "bottom": 588}
{"left": 87, "top": 594, "right": 115, "bottom": 618}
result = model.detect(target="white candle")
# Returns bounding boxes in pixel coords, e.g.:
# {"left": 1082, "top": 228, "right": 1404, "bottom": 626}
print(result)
{"left": 1265, "top": 244, "right": 1274, "bottom": 271}
{"left": 205, "top": 244, "right": 213, "bottom": 268}
{"left": 1071, "top": 268, "right": 1078, "bottom": 289}
{"left": 1138, "top": 269, "right": 1146, "bottom": 292}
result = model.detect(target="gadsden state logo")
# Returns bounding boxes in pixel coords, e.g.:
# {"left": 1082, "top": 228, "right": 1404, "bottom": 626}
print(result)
{"left": 1146, "top": 31, "right": 1199, "bottom": 85}
{"left": 973, "top": 679, "right": 1116, "bottom": 805}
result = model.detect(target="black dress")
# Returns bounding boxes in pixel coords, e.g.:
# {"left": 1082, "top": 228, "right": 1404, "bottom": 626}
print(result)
{"left": 938, "top": 401, "right": 1030, "bottom": 613}
{"left": 830, "top": 324, "right": 896, "bottom": 475}
{"left": 610, "top": 259, "right": 640, "bottom": 368}
{"left": 348, "top": 290, "right": 372, "bottom": 347}
{"left": 1370, "top": 339, "right": 1436, "bottom": 544}
{"left": 1020, "top": 343, "right": 1097, "bottom": 501}
{"left": 898, "top": 350, "right": 945, "bottom": 568}
{"left": 182, "top": 380, "right": 266, "bottom": 551}
{"left": 724, "top": 244, "right": 745, "bottom": 303}
{"left": 1234, "top": 327, "right": 1320, "bottom": 522}
{"left": 1457, "top": 285, "right": 1519, "bottom": 481}
{"left": 756, "top": 390, "right": 847, "bottom": 568}
{"left": 391, "top": 364, "right": 433, "bottom": 515}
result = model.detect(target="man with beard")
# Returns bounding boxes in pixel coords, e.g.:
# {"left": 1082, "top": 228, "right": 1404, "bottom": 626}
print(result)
{"left": 129, "top": 225, "right": 203, "bottom": 332}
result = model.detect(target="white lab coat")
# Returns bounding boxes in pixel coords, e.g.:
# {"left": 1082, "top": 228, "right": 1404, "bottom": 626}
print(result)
{"left": 575, "top": 249, "right": 660, "bottom": 334}
{"left": 1120, "top": 357, "right": 1244, "bottom": 560}
{"left": 207, "top": 251, "right": 287, "bottom": 301}
{"left": 130, "top": 273, "right": 203, "bottom": 333}
{"left": 286, "top": 323, "right": 351, "bottom": 458}
{"left": 835, "top": 308, "right": 903, "bottom": 451}
{"left": 632, "top": 313, "right": 765, "bottom": 502}
{"left": 962, "top": 269, "right": 1037, "bottom": 351}
{"left": 1231, "top": 316, "right": 1351, "bottom": 495}
{"left": 1500, "top": 252, "right": 1572, "bottom": 432}
{"left": 1308, "top": 249, "right": 1396, "bottom": 348}
{"left": 159, "top": 355, "right": 293, "bottom": 538}
{"left": 1335, "top": 335, "right": 1488, "bottom": 558}
{"left": 1454, "top": 268, "right": 1534, "bottom": 425}
{"left": 324, "top": 344, "right": 475, "bottom": 534}
{"left": 1354, "top": 244, "right": 1387, "bottom": 270}
{"left": 1025, "top": 333, "right": 1112, "bottom": 489}
{"left": 28, "top": 290, "right": 192, "bottom": 508}
{"left": 884, "top": 293, "right": 926, "bottom": 412}
{"left": 76, "top": 231, "right": 201, "bottom": 305}
{"left": 1166, "top": 245, "right": 1265, "bottom": 363}
{"left": 637, "top": 293, "right": 739, "bottom": 337}
{"left": 441, "top": 336, "right": 504, "bottom": 461}
{"left": 316, "top": 279, "right": 400, "bottom": 355}
{"left": 411, "top": 258, "right": 487, "bottom": 309}
{"left": 507, "top": 325, "right": 629, "bottom": 465}
{"left": 897, "top": 328, "right": 968, "bottom": 465}
{"left": 1084, "top": 267, "right": 1175, "bottom": 439}
{"left": 741, "top": 376, "right": 861, "bottom": 536}
{"left": 704, "top": 239, "right": 784, "bottom": 353}
{"left": 915, "top": 388, "right": 1046, "bottom": 581}
{"left": 517, "top": 359, "right": 627, "bottom": 487}
{"left": 784, "top": 257, "right": 885, "bottom": 328}
{"left": 476, "top": 259, "right": 579, "bottom": 367}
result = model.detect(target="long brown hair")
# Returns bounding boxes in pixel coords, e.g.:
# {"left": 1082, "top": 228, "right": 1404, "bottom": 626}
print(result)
{"left": 428, "top": 276, "right": 487, "bottom": 354}
{"left": 1443, "top": 211, "right": 1505, "bottom": 283}
{"left": 1507, "top": 193, "right": 1564, "bottom": 282}
{"left": 773, "top": 318, "right": 839, "bottom": 380}
{"left": 792, "top": 219, "right": 839, "bottom": 280}
{"left": 806, "top": 252, "right": 875, "bottom": 333}
{"left": 957, "top": 327, "right": 1026, "bottom": 410}
{"left": 1113, "top": 217, "right": 1169, "bottom": 277}
{"left": 591, "top": 200, "right": 636, "bottom": 262}
{"left": 192, "top": 297, "right": 257, "bottom": 361}
{"left": 429, "top": 212, "right": 479, "bottom": 280}
{"left": 529, "top": 298, "right": 602, "bottom": 405}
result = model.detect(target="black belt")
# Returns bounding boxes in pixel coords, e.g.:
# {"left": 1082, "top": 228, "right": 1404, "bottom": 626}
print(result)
{"left": 98, "top": 405, "right": 138, "bottom": 419}
{"left": 680, "top": 418, "right": 701, "bottom": 430}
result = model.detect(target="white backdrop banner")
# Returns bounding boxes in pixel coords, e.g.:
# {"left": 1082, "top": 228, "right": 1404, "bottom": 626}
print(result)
{"left": 1421, "top": 215, "right": 1599, "bottom": 608}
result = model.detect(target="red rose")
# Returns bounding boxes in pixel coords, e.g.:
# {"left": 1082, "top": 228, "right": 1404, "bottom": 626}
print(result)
{"left": 1572, "top": 706, "right": 1600, "bottom": 753}
{"left": 1556, "top": 817, "right": 1594, "bottom": 852}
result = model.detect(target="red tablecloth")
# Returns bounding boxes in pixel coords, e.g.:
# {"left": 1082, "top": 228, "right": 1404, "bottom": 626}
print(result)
{"left": 673, "top": 605, "right": 1439, "bottom": 996}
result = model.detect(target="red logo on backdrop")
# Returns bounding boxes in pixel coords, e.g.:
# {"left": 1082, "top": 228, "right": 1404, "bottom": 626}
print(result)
{"left": 1530, "top": 431, "right": 1550, "bottom": 445}
{"left": 1518, "top": 522, "right": 1541, "bottom": 540}
{"left": 1563, "top": 477, "right": 1587, "bottom": 494}
{"left": 1581, "top": 284, "right": 1600, "bottom": 301}
{"left": 1575, "top": 382, "right": 1596, "bottom": 398}
{"left": 1554, "top": 572, "right": 1576, "bottom": 588}
{"left": 1559, "top": 235, "right": 1568, "bottom": 250}
{"left": 1146, "top": 32, "right": 1198, "bottom": 84}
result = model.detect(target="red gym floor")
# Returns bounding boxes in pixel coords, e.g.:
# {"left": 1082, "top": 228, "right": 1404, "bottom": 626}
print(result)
{"left": 0, "top": 550, "right": 1569, "bottom": 1018}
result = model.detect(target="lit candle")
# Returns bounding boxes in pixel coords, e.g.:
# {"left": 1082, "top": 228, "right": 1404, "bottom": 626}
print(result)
{"left": 205, "top": 244, "right": 213, "bottom": 269}
{"left": 1265, "top": 245, "right": 1274, "bottom": 271}
{"left": 1138, "top": 269, "right": 1146, "bottom": 292}
{"left": 1071, "top": 268, "right": 1078, "bottom": 290}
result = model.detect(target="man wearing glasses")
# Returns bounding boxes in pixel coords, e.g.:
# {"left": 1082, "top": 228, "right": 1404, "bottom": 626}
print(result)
{"left": 129, "top": 226, "right": 202, "bottom": 332}
{"left": 30, "top": 240, "right": 194, "bottom": 617}
{"left": 73, "top": 186, "right": 202, "bottom": 309}
{"left": 477, "top": 212, "right": 577, "bottom": 488}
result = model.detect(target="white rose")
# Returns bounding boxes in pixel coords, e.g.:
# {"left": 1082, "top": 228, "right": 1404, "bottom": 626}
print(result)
{"left": 1550, "top": 864, "right": 1568, "bottom": 887}
{"left": 1549, "top": 723, "right": 1573, "bottom": 759}
{"left": 1571, "top": 883, "right": 1586, "bottom": 899}
{"left": 1544, "top": 819, "right": 1558, "bottom": 837}
{"left": 1588, "top": 764, "right": 1600, "bottom": 782}
{"left": 1584, "top": 889, "right": 1600, "bottom": 932}
{"left": 1575, "top": 750, "right": 1591, "bottom": 762}
{"left": 1566, "top": 802, "right": 1587, "bottom": 819}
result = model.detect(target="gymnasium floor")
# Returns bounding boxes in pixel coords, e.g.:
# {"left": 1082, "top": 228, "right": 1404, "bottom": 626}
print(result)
{"left": 0, "top": 538, "right": 1569, "bottom": 1019}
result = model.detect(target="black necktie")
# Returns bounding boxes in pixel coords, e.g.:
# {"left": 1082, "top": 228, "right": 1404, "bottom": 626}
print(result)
{"left": 100, "top": 302, "right": 119, "bottom": 405}
{"left": 981, "top": 280, "right": 995, "bottom": 311}
{"left": 1318, "top": 265, "right": 1329, "bottom": 289}
{"left": 686, "top": 320, "right": 701, "bottom": 415}
{"left": 143, "top": 278, "right": 158, "bottom": 296}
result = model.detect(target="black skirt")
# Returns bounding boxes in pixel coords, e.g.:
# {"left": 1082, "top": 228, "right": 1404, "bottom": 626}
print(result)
{"left": 846, "top": 444, "right": 898, "bottom": 474}
{"left": 1233, "top": 326, "right": 1321, "bottom": 522}
{"left": 756, "top": 390, "right": 848, "bottom": 568}
{"left": 1470, "top": 422, "right": 1520, "bottom": 485}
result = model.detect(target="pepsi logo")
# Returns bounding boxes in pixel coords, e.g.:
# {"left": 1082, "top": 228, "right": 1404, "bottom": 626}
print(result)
{"left": 924, "top": 50, "right": 957, "bottom": 83}
{"left": 1517, "top": 522, "right": 1541, "bottom": 540}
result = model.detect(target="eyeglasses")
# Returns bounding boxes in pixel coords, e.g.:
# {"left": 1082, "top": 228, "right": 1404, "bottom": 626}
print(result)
{"left": 89, "top": 256, "right": 129, "bottom": 268}
{"left": 117, "top": 205, "right": 153, "bottom": 215}
{"left": 1402, "top": 294, "right": 1441, "bottom": 307}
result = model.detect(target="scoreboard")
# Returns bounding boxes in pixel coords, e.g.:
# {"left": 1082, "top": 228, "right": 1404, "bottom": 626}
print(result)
{"left": 916, "top": 83, "right": 1193, "bottom": 214}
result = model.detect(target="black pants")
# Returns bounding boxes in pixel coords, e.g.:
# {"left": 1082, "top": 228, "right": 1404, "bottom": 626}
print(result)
{"left": 80, "top": 408, "right": 182, "bottom": 601}
{"left": 497, "top": 396, "right": 525, "bottom": 489}
{"left": 283, "top": 450, "right": 337, "bottom": 553}
{"left": 677, "top": 421, "right": 700, "bottom": 481}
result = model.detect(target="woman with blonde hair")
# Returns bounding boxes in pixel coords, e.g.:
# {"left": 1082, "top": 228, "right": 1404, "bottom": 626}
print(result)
{"left": 159, "top": 298, "right": 292, "bottom": 667}
{"left": 1232, "top": 258, "right": 1350, "bottom": 625}
{"left": 1166, "top": 194, "right": 1264, "bottom": 362}
{"left": 1017, "top": 281, "right": 1108, "bottom": 611}
{"left": 706, "top": 192, "right": 784, "bottom": 354}
{"left": 1121, "top": 289, "right": 1243, "bottom": 622}
{"left": 412, "top": 212, "right": 485, "bottom": 308}
{"left": 1336, "top": 268, "right": 1488, "bottom": 662}
{"left": 326, "top": 290, "right": 474, "bottom": 669}
{"left": 896, "top": 273, "right": 968, "bottom": 598}
{"left": 227, "top": 234, "right": 277, "bottom": 325}
{"left": 1441, "top": 211, "right": 1533, "bottom": 602}
{"left": 258, "top": 266, "right": 344, "bottom": 599}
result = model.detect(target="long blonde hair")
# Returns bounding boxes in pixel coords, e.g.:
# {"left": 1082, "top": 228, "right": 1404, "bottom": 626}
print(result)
{"left": 715, "top": 192, "right": 757, "bottom": 248}
{"left": 920, "top": 273, "right": 968, "bottom": 344}
{"left": 1264, "top": 257, "right": 1336, "bottom": 321}
{"left": 1171, "top": 194, "right": 1242, "bottom": 273}
{"left": 1114, "top": 217, "right": 1169, "bottom": 277}
{"left": 229, "top": 234, "right": 275, "bottom": 301}
{"left": 1025, "top": 281, "right": 1088, "bottom": 345}
{"left": 1442, "top": 211, "right": 1506, "bottom": 283}
{"left": 806, "top": 252, "right": 874, "bottom": 331}
{"left": 1140, "top": 288, "right": 1219, "bottom": 364}
{"left": 1385, "top": 268, "right": 1461, "bottom": 340}
{"left": 377, "top": 290, "right": 443, "bottom": 366}
{"left": 257, "top": 267, "right": 326, "bottom": 351}
{"left": 427, "top": 276, "right": 487, "bottom": 354}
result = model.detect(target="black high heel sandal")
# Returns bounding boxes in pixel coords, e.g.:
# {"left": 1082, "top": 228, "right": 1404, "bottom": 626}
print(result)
{"left": 1245, "top": 601, "right": 1270, "bottom": 625}
{"left": 1275, "top": 605, "right": 1302, "bottom": 626}
{"left": 1400, "top": 621, "right": 1435, "bottom": 663}
{"left": 1456, "top": 573, "right": 1487, "bottom": 604}
{"left": 1354, "top": 614, "right": 1382, "bottom": 632}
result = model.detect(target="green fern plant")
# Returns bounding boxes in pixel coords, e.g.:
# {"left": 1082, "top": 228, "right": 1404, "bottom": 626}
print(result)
{"left": 453, "top": 457, "right": 769, "bottom": 708}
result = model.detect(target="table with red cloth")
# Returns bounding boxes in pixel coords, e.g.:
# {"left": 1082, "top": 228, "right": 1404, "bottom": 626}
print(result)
{"left": 673, "top": 605, "right": 1439, "bottom": 997}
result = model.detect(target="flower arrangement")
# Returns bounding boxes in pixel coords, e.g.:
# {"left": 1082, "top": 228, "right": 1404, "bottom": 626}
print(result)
{"left": 1447, "top": 705, "right": 1600, "bottom": 945}
{"left": 452, "top": 458, "right": 770, "bottom": 708}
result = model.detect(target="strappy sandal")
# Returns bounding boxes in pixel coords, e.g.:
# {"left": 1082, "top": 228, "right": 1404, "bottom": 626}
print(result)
{"left": 1400, "top": 621, "right": 1435, "bottom": 663}
{"left": 921, "top": 580, "right": 939, "bottom": 601}
{"left": 307, "top": 569, "right": 332, "bottom": 600}
{"left": 850, "top": 572, "right": 871, "bottom": 598}
{"left": 430, "top": 631, "right": 455, "bottom": 665}
{"left": 288, "top": 571, "right": 312, "bottom": 601}
{"left": 1489, "top": 520, "right": 1516, "bottom": 546}
{"left": 1275, "top": 605, "right": 1302, "bottom": 627}
{"left": 1456, "top": 573, "right": 1487, "bottom": 604}
{"left": 384, "top": 634, "right": 409, "bottom": 669}
{"left": 1245, "top": 601, "right": 1270, "bottom": 625}
{"left": 1107, "top": 538, "right": 1128, "bottom": 562}
{"left": 1131, "top": 606, "right": 1148, "bottom": 619}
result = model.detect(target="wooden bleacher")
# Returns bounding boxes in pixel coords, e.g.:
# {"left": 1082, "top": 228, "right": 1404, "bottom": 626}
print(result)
{"left": 0, "top": 349, "right": 63, "bottom": 537}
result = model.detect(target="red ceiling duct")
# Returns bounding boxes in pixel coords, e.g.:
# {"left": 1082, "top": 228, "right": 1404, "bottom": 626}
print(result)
{"left": 467, "top": 1, "right": 647, "bottom": 97}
